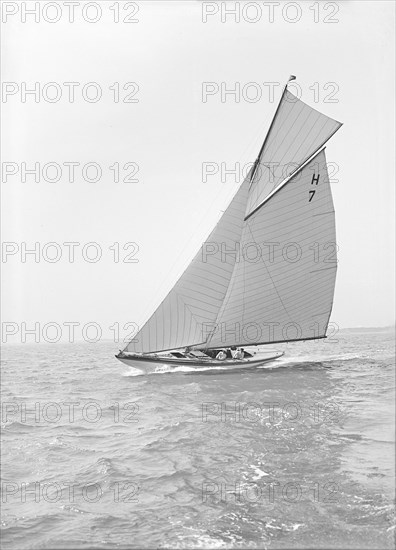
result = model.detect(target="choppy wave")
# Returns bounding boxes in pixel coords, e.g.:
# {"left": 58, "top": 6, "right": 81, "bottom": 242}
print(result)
{"left": 1, "top": 331, "right": 395, "bottom": 549}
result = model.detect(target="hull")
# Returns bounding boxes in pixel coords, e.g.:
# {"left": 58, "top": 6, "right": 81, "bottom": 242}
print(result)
{"left": 116, "top": 350, "right": 284, "bottom": 374}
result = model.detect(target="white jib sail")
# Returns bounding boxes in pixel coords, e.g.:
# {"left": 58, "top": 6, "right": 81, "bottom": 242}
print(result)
{"left": 125, "top": 174, "right": 251, "bottom": 354}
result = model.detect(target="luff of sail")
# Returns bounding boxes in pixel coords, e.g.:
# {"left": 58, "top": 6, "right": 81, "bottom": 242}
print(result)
{"left": 125, "top": 173, "right": 251, "bottom": 354}
{"left": 203, "top": 148, "right": 337, "bottom": 349}
{"left": 247, "top": 89, "right": 342, "bottom": 217}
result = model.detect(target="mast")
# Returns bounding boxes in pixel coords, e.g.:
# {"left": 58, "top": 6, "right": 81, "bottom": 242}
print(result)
{"left": 249, "top": 75, "right": 296, "bottom": 185}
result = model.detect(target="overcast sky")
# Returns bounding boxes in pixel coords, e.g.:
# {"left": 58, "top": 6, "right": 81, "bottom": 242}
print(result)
{"left": 2, "top": 0, "right": 395, "bottom": 343}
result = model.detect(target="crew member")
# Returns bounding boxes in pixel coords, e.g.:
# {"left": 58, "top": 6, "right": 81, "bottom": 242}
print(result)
{"left": 233, "top": 347, "right": 244, "bottom": 360}
{"left": 216, "top": 349, "right": 227, "bottom": 361}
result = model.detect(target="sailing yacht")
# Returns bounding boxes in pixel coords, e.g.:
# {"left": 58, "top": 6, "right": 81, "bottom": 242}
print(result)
{"left": 116, "top": 77, "right": 342, "bottom": 373}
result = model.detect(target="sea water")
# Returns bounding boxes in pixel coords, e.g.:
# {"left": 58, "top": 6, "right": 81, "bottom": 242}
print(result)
{"left": 1, "top": 328, "right": 395, "bottom": 549}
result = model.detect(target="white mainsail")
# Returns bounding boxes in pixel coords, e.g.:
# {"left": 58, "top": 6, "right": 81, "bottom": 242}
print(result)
{"left": 124, "top": 83, "right": 341, "bottom": 354}
{"left": 203, "top": 148, "right": 337, "bottom": 348}
{"left": 247, "top": 89, "right": 342, "bottom": 217}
